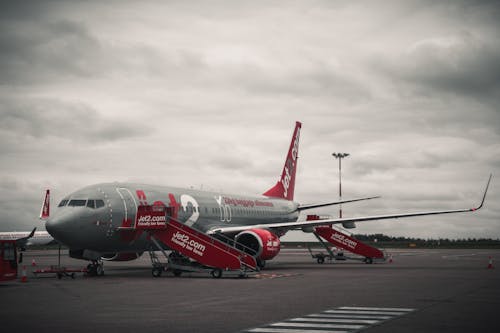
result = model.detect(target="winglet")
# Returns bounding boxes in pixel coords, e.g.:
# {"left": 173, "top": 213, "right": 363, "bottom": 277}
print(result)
{"left": 263, "top": 122, "right": 302, "bottom": 201}
{"left": 28, "top": 227, "right": 37, "bottom": 238}
{"left": 39, "top": 189, "right": 50, "bottom": 219}
{"left": 471, "top": 174, "right": 492, "bottom": 211}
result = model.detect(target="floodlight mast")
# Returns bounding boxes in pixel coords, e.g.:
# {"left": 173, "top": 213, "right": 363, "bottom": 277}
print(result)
{"left": 332, "top": 153, "right": 350, "bottom": 218}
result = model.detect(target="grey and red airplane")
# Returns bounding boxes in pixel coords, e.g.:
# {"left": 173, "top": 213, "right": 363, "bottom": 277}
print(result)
{"left": 43, "top": 122, "right": 491, "bottom": 276}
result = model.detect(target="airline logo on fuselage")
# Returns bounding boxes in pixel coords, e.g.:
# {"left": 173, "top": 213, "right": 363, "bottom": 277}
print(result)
{"left": 223, "top": 197, "right": 274, "bottom": 208}
{"left": 282, "top": 126, "right": 300, "bottom": 197}
{"left": 137, "top": 215, "right": 166, "bottom": 227}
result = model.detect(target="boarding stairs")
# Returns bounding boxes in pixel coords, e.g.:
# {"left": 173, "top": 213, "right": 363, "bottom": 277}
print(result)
{"left": 119, "top": 205, "right": 258, "bottom": 277}
{"left": 307, "top": 215, "right": 386, "bottom": 264}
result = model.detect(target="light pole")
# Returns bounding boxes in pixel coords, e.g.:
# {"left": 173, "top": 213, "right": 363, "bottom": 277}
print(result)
{"left": 332, "top": 153, "right": 349, "bottom": 218}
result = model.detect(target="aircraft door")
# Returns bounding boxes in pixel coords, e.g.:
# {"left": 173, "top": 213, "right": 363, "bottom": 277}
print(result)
{"left": 116, "top": 188, "right": 138, "bottom": 228}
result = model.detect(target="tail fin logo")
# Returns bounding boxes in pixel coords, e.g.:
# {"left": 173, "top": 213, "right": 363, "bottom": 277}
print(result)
{"left": 283, "top": 127, "right": 300, "bottom": 197}
{"left": 263, "top": 122, "right": 302, "bottom": 201}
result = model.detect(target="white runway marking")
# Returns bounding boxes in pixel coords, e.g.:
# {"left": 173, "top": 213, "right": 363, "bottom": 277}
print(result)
{"left": 241, "top": 306, "right": 415, "bottom": 333}
{"left": 291, "top": 317, "right": 380, "bottom": 324}
{"left": 307, "top": 313, "right": 392, "bottom": 320}
{"left": 247, "top": 329, "right": 348, "bottom": 333}
{"left": 339, "top": 306, "right": 415, "bottom": 312}
{"left": 270, "top": 322, "right": 365, "bottom": 329}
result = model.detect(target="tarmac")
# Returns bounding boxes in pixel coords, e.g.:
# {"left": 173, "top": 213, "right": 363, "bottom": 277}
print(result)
{"left": 1, "top": 248, "right": 499, "bottom": 333}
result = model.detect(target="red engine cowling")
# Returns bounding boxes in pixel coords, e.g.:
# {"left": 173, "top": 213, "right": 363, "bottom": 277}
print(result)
{"left": 101, "top": 252, "right": 143, "bottom": 261}
{"left": 235, "top": 229, "right": 280, "bottom": 260}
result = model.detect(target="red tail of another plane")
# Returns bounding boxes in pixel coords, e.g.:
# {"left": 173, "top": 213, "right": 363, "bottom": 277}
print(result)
{"left": 263, "top": 121, "right": 301, "bottom": 201}
{"left": 39, "top": 189, "right": 50, "bottom": 219}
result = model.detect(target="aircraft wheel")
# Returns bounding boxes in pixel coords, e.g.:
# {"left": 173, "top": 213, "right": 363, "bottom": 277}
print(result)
{"left": 364, "top": 257, "right": 373, "bottom": 264}
{"left": 173, "top": 269, "right": 182, "bottom": 277}
{"left": 96, "top": 264, "right": 105, "bottom": 276}
{"left": 211, "top": 269, "right": 222, "bottom": 279}
{"left": 57, "top": 273, "right": 63, "bottom": 279}
{"left": 317, "top": 257, "right": 325, "bottom": 264}
{"left": 86, "top": 263, "right": 97, "bottom": 276}
{"left": 257, "top": 259, "right": 266, "bottom": 269}
{"left": 152, "top": 267, "right": 162, "bottom": 277}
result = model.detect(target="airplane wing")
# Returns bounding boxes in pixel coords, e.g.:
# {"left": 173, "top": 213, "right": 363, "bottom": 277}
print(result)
{"left": 15, "top": 227, "right": 37, "bottom": 250}
{"left": 209, "top": 174, "right": 492, "bottom": 235}
{"left": 298, "top": 196, "right": 380, "bottom": 211}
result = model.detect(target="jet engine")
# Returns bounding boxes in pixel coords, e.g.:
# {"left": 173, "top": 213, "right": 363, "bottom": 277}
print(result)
{"left": 235, "top": 229, "right": 280, "bottom": 261}
{"left": 101, "top": 252, "right": 143, "bottom": 261}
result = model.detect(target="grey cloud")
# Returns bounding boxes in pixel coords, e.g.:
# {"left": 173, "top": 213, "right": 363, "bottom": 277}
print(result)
{"left": 0, "top": 98, "right": 151, "bottom": 143}
{"left": 240, "top": 64, "right": 372, "bottom": 102}
{"left": 0, "top": 18, "right": 108, "bottom": 84}
{"left": 374, "top": 32, "right": 500, "bottom": 102}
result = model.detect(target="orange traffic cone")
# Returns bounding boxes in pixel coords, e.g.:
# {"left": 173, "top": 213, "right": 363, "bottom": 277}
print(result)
{"left": 20, "top": 265, "right": 27, "bottom": 283}
{"left": 487, "top": 256, "right": 494, "bottom": 269}
{"left": 31, "top": 258, "right": 37, "bottom": 266}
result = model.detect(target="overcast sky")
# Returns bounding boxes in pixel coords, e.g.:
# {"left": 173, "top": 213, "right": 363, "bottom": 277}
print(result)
{"left": 1, "top": 0, "right": 499, "bottom": 240}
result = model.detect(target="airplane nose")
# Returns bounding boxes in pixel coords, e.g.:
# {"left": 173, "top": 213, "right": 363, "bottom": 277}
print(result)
{"left": 45, "top": 216, "right": 62, "bottom": 239}
{"left": 45, "top": 214, "right": 74, "bottom": 244}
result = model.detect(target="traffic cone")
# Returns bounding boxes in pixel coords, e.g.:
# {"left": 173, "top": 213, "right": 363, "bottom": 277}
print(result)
{"left": 31, "top": 258, "right": 37, "bottom": 266}
{"left": 487, "top": 256, "right": 494, "bottom": 269}
{"left": 20, "top": 266, "right": 27, "bottom": 283}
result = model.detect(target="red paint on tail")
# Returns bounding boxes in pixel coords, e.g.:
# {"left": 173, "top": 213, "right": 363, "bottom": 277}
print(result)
{"left": 40, "top": 189, "right": 50, "bottom": 219}
{"left": 263, "top": 122, "right": 301, "bottom": 201}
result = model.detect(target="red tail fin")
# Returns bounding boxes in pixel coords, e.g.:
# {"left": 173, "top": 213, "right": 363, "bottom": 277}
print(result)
{"left": 39, "top": 189, "right": 50, "bottom": 219}
{"left": 263, "top": 122, "right": 302, "bottom": 201}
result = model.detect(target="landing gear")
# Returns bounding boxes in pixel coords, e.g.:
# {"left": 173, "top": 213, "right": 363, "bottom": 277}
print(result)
{"left": 152, "top": 266, "right": 163, "bottom": 278}
{"left": 364, "top": 257, "right": 373, "bottom": 264}
{"left": 211, "top": 268, "right": 223, "bottom": 279}
{"left": 86, "top": 260, "right": 104, "bottom": 276}
{"left": 257, "top": 259, "right": 266, "bottom": 269}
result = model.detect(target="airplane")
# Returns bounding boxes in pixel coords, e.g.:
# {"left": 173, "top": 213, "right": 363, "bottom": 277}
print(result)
{"left": 43, "top": 121, "right": 491, "bottom": 276}
{"left": 0, "top": 190, "right": 54, "bottom": 250}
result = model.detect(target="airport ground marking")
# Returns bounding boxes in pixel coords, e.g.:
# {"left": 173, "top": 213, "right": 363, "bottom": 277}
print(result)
{"left": 240, "top": 306, "right": 415, "bottom": 333}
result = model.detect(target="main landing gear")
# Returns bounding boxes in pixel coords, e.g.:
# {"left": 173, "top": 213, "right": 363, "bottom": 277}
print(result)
{"left": 86, "top": 260, "right": 104, "bottom": 276}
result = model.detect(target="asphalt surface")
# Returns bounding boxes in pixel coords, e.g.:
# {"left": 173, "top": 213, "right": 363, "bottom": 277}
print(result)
{"left": 1, "top": 248, "right": 499, "bottom": 333}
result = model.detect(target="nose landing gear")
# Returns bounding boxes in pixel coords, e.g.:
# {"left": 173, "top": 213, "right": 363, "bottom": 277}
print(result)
{"left": 86, "top": 259, "right": 104, "bottom": 276}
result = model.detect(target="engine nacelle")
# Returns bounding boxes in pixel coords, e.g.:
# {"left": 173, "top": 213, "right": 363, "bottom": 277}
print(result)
{"left": 235, "top": 229, "right": 280, "bottom": 261}
{"left": 101, "top": 252, "right": 143, "bottom": 261}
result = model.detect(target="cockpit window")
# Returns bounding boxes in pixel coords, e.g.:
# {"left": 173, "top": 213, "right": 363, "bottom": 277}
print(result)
{"left": 63, "top": 199, "right": 105, "bottom": 208}
{"left": 68, "top": 199, "right": 87, "bottom": 207}
{"left": 58, "top": 199, "right": 69, "bottom": 207}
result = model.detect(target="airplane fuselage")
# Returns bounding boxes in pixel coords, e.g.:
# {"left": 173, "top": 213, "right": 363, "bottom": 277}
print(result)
{"left": 46, "top": 182, "right": 299, "bottom": 254}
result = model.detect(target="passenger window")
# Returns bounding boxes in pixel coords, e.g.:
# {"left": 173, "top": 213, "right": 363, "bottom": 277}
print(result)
{"left": 86, "top": 200, "right": 95, "bottom": 209}
{"left": 58, "top": 199, "right": 69, "bottom": 207}
{"left": 95, "top": 200, "right": 105, "bottom": 208}
{"left": 68, "top": 200, "right": 86, "bottom": 207}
